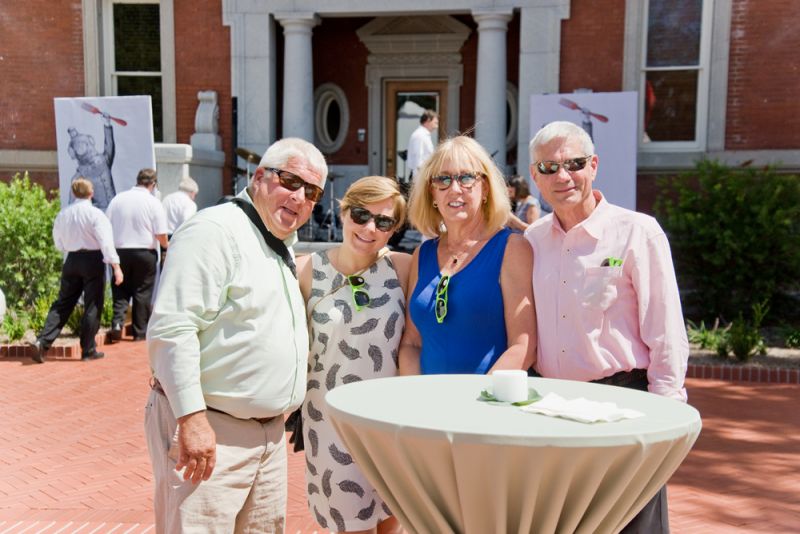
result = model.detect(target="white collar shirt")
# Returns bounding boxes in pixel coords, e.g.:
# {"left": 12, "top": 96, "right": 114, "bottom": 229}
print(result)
{"left": 407, "top": 125, "right": 434, "bottom": 175}
{"left": 148, "top": 188, "right": 307, "bottom": 419}
{"left": 162, "top": 190, "right": 198, "bottom": 234}
{"left": 53, "top": 198, "right": 119, "bottom": 264}
{"left": 105, "top": 186, "right": 168, "bottom": 249}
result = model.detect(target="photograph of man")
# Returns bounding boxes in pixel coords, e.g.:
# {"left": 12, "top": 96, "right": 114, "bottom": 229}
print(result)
{"left": 66, "top": 112, "right": 117, "bottom": 210}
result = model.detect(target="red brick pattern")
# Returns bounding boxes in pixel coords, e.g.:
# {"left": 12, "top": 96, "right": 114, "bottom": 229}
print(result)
{"left": 1, "top": 343, "right": 798, "bottom": 533}
{"left": 726, "top": 0, "right": 800, "bottom": 149}
{"left": 688, "top": 363, "right": 800, "bottom": 384}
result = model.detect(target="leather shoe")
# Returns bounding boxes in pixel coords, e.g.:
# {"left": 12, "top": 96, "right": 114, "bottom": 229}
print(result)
{"left": 132, "top": 335, "right": 147, "bottom": 342}
{"left": 28, "top": 340, "right": 46, "bottom": 364}
{"left": 81, "top": 351, "right": 105, "bottom": 361}
{"left": 108, "top": 325, "right": 122, "bottom": 343}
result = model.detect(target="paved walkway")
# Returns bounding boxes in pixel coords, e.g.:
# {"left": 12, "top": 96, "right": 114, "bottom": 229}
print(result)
{"left": 1, "top": 341, "right": 798, "bottom": 533}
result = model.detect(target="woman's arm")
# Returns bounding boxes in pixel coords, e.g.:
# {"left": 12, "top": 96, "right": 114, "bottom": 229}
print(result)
{"left": 398, "top": 247, "right": 423, "bottom": 376}
{"left": 295, "top": 253, "right": 313, "bottom": 304}
{"left": 525, "top": 200, "right": 540, "bottom": 224}
{"left": 506, "top": 212, "right": 529, "bottom": 232}
{"left": 490, "top": 234, "right": 537, "bottom": 372}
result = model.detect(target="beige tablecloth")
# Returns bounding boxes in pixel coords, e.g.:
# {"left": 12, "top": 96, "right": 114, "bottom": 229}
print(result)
{"left": 326, "top": 375, "right": 701, "bottom": 534}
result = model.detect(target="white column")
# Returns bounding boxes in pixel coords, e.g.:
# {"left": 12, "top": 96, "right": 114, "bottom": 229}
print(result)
{"left": 275, "top": 13, "right": 319, "bottom": 142}
{"left": 473, "top": 9, "right": 512, "bottom": 171}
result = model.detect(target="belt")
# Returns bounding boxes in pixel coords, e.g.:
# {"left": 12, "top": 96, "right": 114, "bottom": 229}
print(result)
{"left": 150, "top": 378, "right": 279, "bottom": 425}
{"left": 591, "top": 368, "right": 648, "bottom": 388}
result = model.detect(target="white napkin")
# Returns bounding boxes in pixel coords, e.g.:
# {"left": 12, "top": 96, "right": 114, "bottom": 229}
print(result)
{"left": 519, "top": 392, "right": 644, "bottom": 423}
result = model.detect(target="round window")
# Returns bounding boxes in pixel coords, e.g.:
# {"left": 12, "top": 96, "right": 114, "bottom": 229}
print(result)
{"left": 314, "top": 83, "right": 349, "bottom": 154}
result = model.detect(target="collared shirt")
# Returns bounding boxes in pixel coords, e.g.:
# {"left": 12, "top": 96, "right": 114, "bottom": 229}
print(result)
{"left": 525, "top": 191, "right": 689, "bottom": 401}
{"left": 53, "top": 198, "right": 119, "bottom": 264}
{"left": 162, "top": 190, "right": 198, "bottom": 234}
{"left": 105, "top": 186, "right": 168, "bottom": 249}
{"left": 147, "top": 188, "right": 307, "bottom": 420}
{"left": 407, "top": 125, "right": 434, "bottom": 175}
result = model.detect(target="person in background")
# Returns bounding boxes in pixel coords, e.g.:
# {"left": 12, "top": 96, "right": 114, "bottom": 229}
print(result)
{"left": 105, "top": 168, "right": 168, "bottom": 342}
{"left": 398, "top": 136, "right": 536, "bottom": 376}
{"left": 506, "top": 175, "right": 541, "bottom": 232}
{"left": 29, "top": 178, "right": 123, "bottom": 363}
{"left": 525, "top": 120, "right": 689, "bottom": 533}
{"left": 146, "top": 138, "right": 327, "bottom": 533}
{"left": 405, "top": 110, "right": 439, "bottom": 182}
{"left": 162, "top": 176, "right": 199, "bottom": 239}
{"left": 296, "top": 175, "right": 410, "bottom": 534}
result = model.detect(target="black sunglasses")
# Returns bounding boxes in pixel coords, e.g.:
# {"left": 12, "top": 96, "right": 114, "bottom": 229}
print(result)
{"left": 348, "top": 275, "right": 370, "bottom": 311}
{"left": 535, "top": 156, "right": 592, "bottom": 175}
{"left": 266, "top": 167, "right": 324, "bottom": 202}
{"left": 348, "top": 206, "right": 397, "bottom": 232}
{"left": 431, "top": 172, "right": 483, "bottom": 190}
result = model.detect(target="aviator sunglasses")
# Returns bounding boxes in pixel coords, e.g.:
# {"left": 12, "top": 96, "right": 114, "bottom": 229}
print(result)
{"left": 435, "top": 274, "right": 450, "bottom": 324}
{"left": 535, "top": 155, "right": 592, "bottom": 175}
{"left": 348, "top": 206, "right": 397, "bottom": 232}
{"left": 266, "top": 167, "right": 324, "bottom": 202}
{"left": 347, "top": 275, "right": 370, "bottom": 311}
{"left": 431, "top": 172, "right": 484, "bottom": 190}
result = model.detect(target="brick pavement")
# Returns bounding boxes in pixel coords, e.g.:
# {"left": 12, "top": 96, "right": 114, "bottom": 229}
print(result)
{"left": 1, "top": 341, "right": 798, "bottom": 533}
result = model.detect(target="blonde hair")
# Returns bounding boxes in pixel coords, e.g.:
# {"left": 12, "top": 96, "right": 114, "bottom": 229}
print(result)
{"left": 408, "top": 136, "right": 510, "bottom": 237}
{"left": 71, "top": 177, "right": 93, "bottom": 199}
{"left": 340, "top": 176, "right": 406, "bottom": 228}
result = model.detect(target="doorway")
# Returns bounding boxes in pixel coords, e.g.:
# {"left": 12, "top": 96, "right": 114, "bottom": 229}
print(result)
{"left": 384, "top": 80, "right": 448, "bottom": 179}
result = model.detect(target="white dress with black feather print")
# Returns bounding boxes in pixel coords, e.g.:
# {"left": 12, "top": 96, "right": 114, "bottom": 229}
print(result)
{"left": 302, "top": 250, "right": 405, "bottom": 532}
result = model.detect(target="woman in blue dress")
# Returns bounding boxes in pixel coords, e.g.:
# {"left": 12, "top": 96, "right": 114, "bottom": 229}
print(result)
{"left": 399, "top": 136, "right": 536, "bottom": 375}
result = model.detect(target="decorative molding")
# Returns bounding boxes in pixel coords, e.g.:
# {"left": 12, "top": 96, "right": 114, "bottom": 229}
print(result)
{"left": 314, "top": 83, "right": 349, "bottom": 154}
{"left": 367, "top": 53, "right": 463, "bottom": 65}
{"left": 191, "top": 91, "right": 222, "bottom": 151}
{"left": 357, "top": 15, "right": 470, "bottom": 57}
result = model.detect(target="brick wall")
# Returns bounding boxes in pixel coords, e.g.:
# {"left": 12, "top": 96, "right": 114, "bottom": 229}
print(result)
{"left": 560, "top": 0, "right": 625, "bottom": 93}
{"left": 173, "top": 0, "right": 233, "bottom": 193}
{"left": 726, "top": 0, "right": 800, "bottom": 149}
{"left": 0, "top": 1, "right": 85, "bottom": 150}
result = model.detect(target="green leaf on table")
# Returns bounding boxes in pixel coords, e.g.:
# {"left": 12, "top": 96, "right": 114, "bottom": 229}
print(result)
{"left": 477, "top": 388, "right": 542, "bottom": 405}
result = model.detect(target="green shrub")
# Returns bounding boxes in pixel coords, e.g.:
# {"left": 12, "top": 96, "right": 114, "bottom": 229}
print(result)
{"left": 782, "top": 327, "right": 800, "bottom": 349}
{"left": 656, "top": 161, "right": 800, "bottom": 323}
{"left": 0, "top": 173, "right": 62, "bottom": 310}
{"left": 686, "top": 319, "right": 729, "bottom": 351}
{"left": 728, "top": 300, "right": 769, "bottom": 362}
{"left": 2, "top": 310, "right": 29, "bottom": 342}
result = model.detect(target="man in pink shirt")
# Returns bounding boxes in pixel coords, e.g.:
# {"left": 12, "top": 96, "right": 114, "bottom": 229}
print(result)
{"left": 524, "top": 121, "right": 688, "bottom": 533}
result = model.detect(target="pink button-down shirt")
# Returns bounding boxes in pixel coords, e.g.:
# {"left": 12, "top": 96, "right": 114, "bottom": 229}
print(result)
{"left": 525, "top": 192, "right": 688, "bottom": 401}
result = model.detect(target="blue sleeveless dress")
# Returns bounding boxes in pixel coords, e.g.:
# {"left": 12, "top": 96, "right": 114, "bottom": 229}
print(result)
{"left": 410, "top": 228, "right": 511, "bottom": 374}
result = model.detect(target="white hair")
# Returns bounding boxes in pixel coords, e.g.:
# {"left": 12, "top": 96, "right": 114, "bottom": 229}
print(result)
{"left": 258, "top": 137, "right": 328, "bottom": 184}
{"left": 178, "top": 176, "right": 199, "bottom": 193}
{"left": 529, "top": 121, "right": 595, "bottom": 162}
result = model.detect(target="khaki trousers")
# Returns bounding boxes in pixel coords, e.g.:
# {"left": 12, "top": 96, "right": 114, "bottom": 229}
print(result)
{"left": 144, "top": 389, "right": 287, "bottom": 533}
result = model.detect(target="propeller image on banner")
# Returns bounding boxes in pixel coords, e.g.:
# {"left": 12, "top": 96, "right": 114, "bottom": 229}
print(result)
{"left": 81, "top": 102, "right": 128, "bottom": 126}
{"left": 559, "top": 97, "right": 608, "bottom": 141}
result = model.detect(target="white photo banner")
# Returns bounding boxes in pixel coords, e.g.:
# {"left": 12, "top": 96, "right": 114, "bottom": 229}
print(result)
{"left": 54, "top": 96, "right": 155, "bottom": 211}
{"left": 530, "top": 91, "right": 638, "bottom": 211}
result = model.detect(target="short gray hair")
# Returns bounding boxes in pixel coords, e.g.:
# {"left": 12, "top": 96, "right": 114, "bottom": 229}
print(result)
{"left": 529, "top": 121, "right": 594, "bottom": 162}
{"left": 178, "top": 176, "right": 199, "bottom": 193}
{"left": 258, "top": 138, "right": 328, "bottom": 185}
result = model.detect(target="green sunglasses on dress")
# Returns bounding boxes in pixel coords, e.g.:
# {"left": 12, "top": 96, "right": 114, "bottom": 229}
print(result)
{"left": 435, "top": 274, "right": 450, "bottom": 323}
{"left": 348, "top": 275, "right": 370, "bottom": 311}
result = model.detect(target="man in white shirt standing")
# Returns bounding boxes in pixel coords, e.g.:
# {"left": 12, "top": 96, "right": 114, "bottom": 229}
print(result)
{"left": 162, "top": 176, "right": 199, "bottom": 237}
{"left": 29, "top": 178, "right": 123, "bottom": 363}
{"left": 146, "top": 138, "right": 327, "bottom": 532}
{"left": 406, "top": 109, "right": 438, "bottom": 181}
{"left": 105, "top": 168, "right": 168, "bottom": 342}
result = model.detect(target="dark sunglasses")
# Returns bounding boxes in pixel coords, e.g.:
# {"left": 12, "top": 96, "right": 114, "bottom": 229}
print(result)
{"left": 349, "top": 206, "right": 397, "bottom": 232}
{"left": 348, "top": 275, "right": 370, "bottom": 311}
{"left": 535, "top": 155, "right": 592, "bottom": 175}
{"left": 431, "top": 172, "right": 483, "bottom": 190}
{"left": 266, "top": 167, "right": 324, "bottom": 202}
{"left": 435, "top": 275, "right": 450, "bottom": 324}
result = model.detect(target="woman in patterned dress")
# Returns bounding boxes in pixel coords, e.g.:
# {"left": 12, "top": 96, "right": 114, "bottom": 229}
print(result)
{"left": 296, "top": 176, "right": 411, "bottom": 534}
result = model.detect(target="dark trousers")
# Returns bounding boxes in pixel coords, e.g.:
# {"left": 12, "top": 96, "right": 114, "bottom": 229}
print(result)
{"left": 112, "top": 248, "right": 157, "bottom": 337}
{"left": 39, "top": 250, "right": 105, "bottom": 356}
{"left": 606, "top": 372, "right": 670, "bottom": 534}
